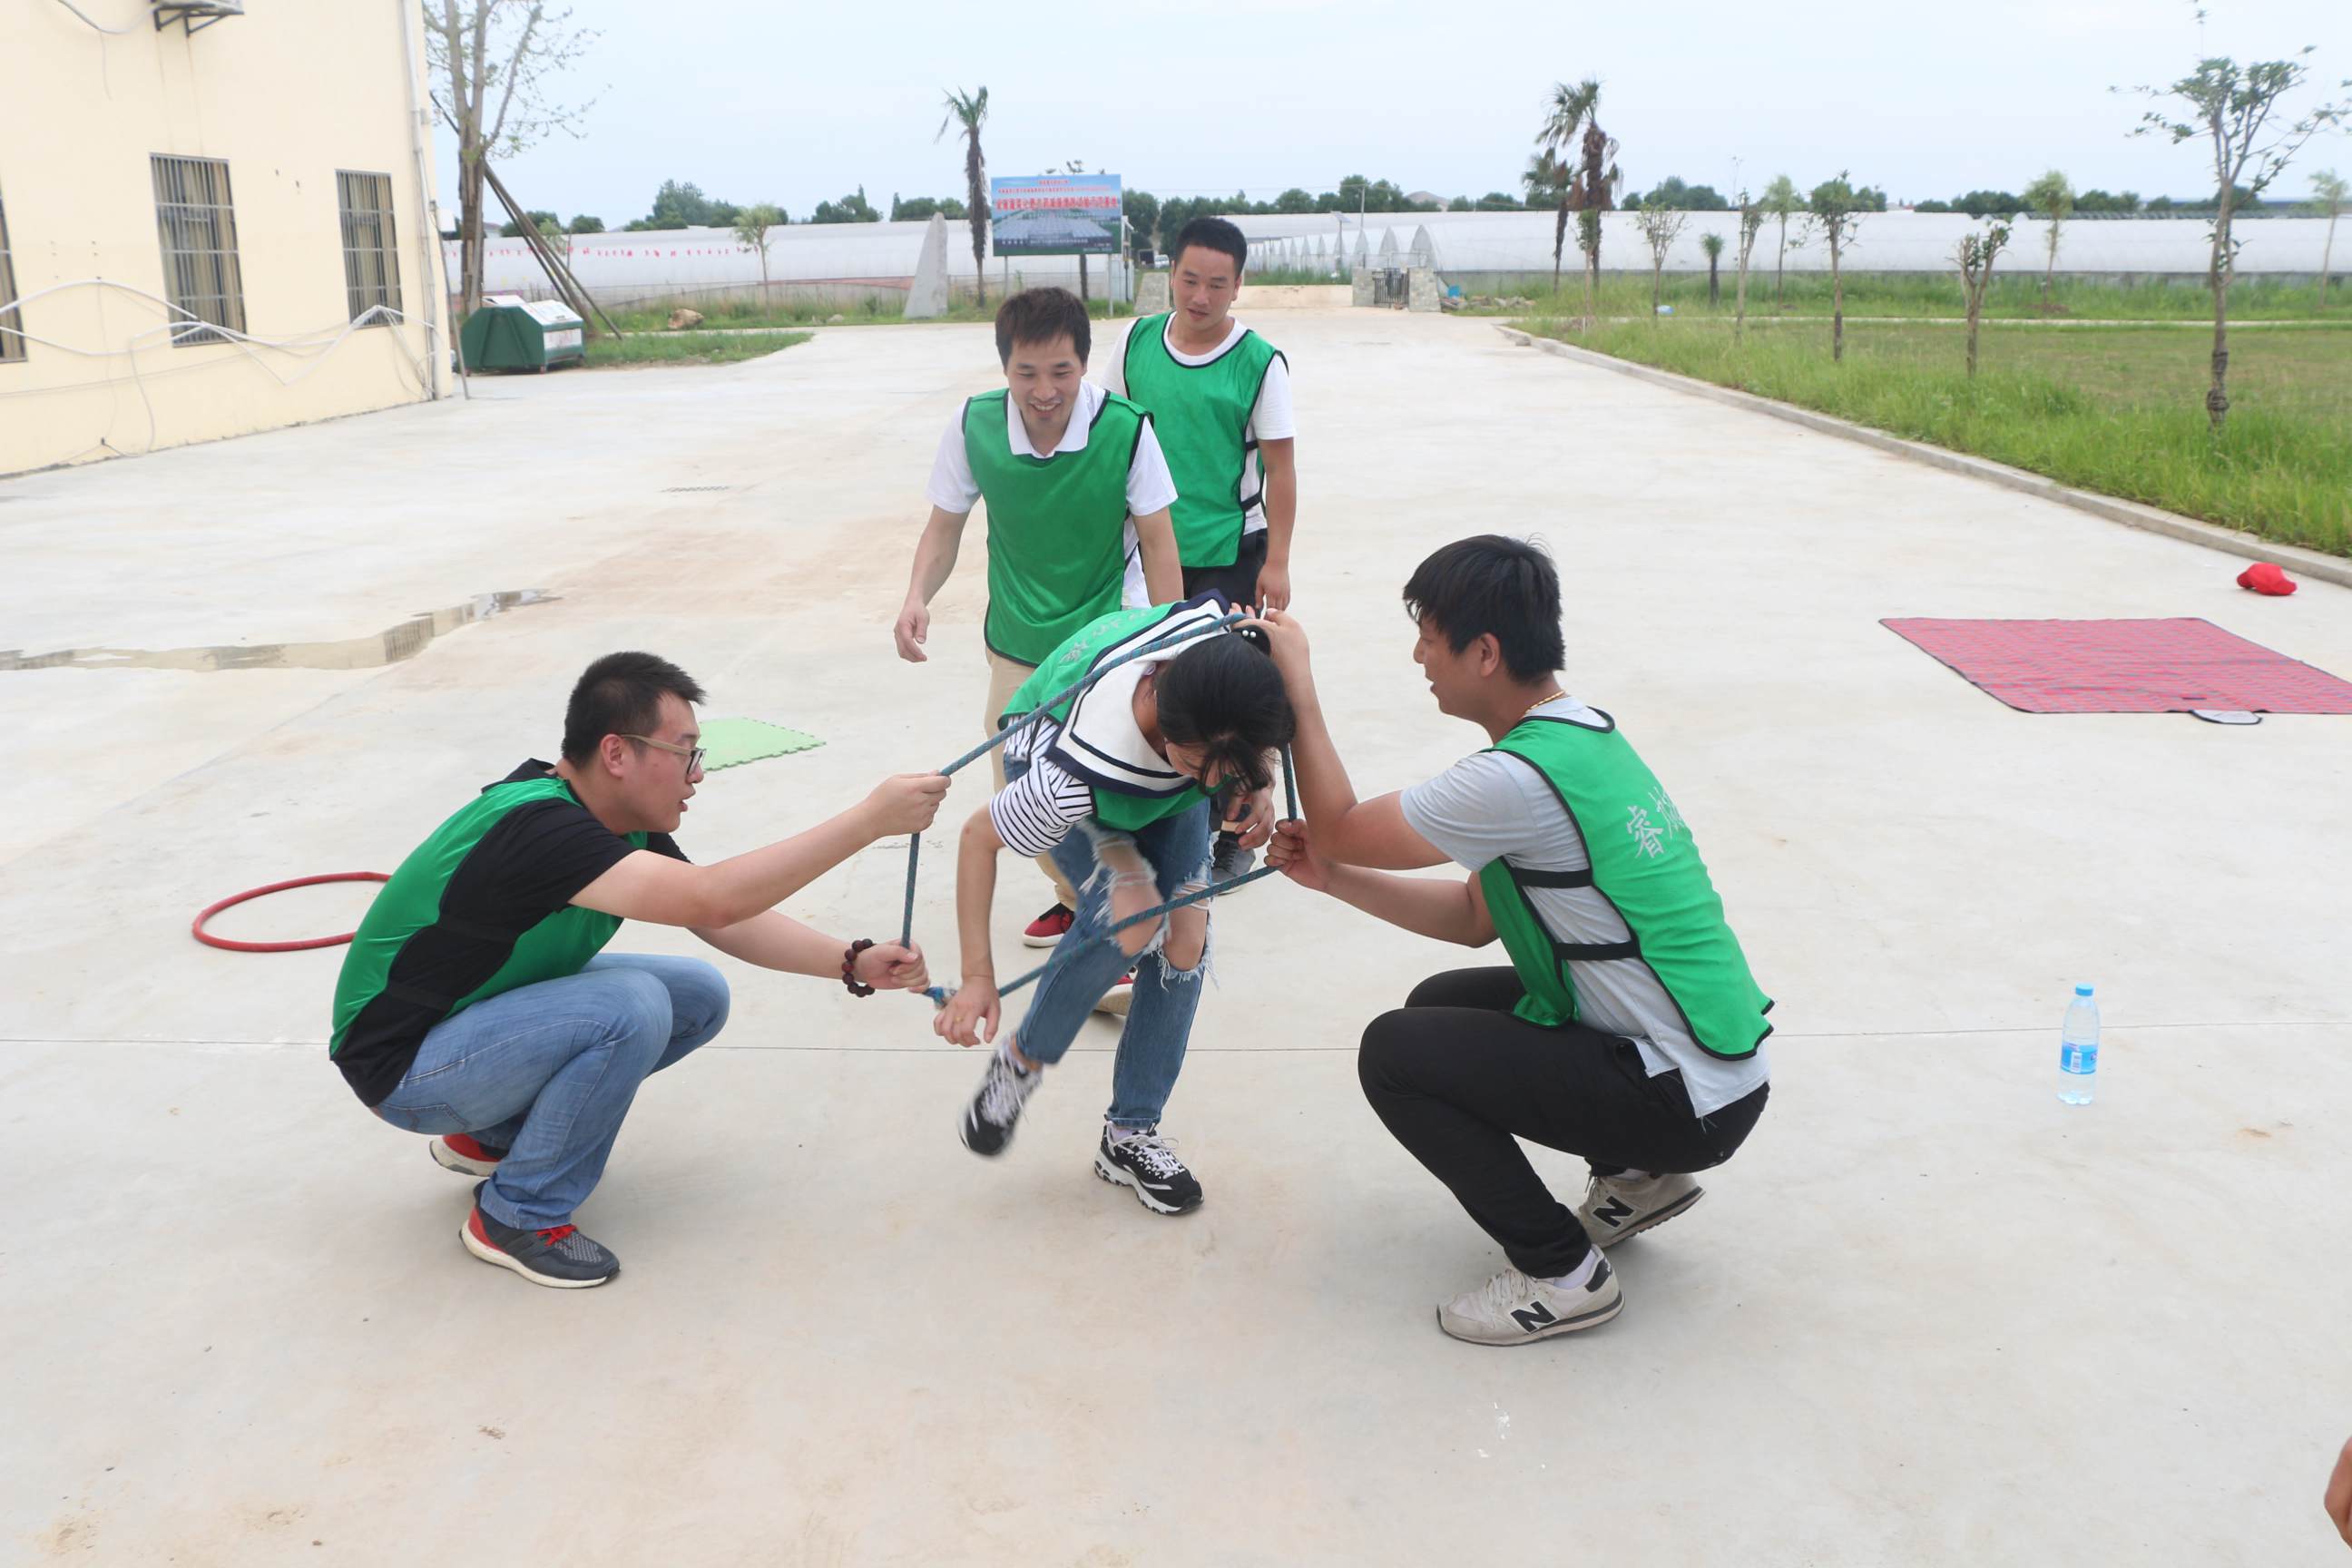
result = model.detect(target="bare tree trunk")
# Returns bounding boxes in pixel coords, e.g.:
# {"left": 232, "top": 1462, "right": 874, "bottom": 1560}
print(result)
{"left": 2322, "top": 210, "right": 2337, "bottom": 310}
{"left": 1079, "top": 254, "right": 1088, "bottom": 303}
{"left": 1735, "top": 254, "right": 1749, "bottom": 340}
{"left": 1830, "top": 236, "right": 1846, "bottom": 363}
{"left": 1965, "top": 293, "right": 1982, "bottom": 378}
{"left": 459, "top": 160, "right": 487, "bottom": 317}
{"left": 2207, "top": 200, "right": 2233, "bottom": 431}
{"left": 1708, "top": 252, "right": 1720, "bottom": 306}
{"left": 1775, "top": 218, "right": 1787, "bottom": 313}
{"left": 1553, "top": 197, "right": 1568, "bottom": 292}
{"left": 2043, "top": 228, "right": 2058, "bottom": 314}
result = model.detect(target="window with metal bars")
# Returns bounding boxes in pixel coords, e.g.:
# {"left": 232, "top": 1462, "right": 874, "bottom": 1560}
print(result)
{"left": 151, "top": 154, "right": 247, "bottom": 346}
{"left": 336, "top": 171, "right": 402, "bottom": 328}
{"left": 0, "top": 185, "right": 24, "bottom": 365}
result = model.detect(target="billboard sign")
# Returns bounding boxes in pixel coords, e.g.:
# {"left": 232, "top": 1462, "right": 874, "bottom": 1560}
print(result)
{"left": 990, "top": 174, "right": 1123, "bottom": 257}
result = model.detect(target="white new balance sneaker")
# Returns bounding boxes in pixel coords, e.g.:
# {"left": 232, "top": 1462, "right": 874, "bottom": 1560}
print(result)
{"left": 1576, "top": 1171, "right": 1704, "bottom": 1248}
{"left": 1437, "top": 1257, "right": 1622, "bottom": 1345}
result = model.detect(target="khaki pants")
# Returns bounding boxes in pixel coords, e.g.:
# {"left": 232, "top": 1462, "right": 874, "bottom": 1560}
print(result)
{"left": 985, "top": 648, "right": 1083, "bottom": 910}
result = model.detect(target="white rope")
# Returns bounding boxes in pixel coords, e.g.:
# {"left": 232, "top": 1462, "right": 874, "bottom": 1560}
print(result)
{"left": 0, "top": 277, "right": 437, "bottom": 394}
{"left": 50, "top": 0, "right": 140, "bottom": 34}
{"left": 0, "top": 278, "right": 443, "bottom": 452}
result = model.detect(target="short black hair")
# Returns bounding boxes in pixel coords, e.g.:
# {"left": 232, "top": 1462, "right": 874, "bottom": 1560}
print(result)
{"left": 1171, "top": 216, "right": 1248, "bottom": 278}
{"left": 1153, "top": 632, "right": 1294, "bottom": 794}
{"left": 1402, "top": 536, "right": 1565, "bottom": 681}
{"left": 995, "top": 287, "right": 1090, "bottom": 366}
{"left": 562, "top": 652, "right": 708, "bottom": 764}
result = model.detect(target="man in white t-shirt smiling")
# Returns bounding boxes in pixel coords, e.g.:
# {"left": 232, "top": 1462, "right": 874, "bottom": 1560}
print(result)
{"left": 894, "top": 288, "right": 1184, "bottom": 950}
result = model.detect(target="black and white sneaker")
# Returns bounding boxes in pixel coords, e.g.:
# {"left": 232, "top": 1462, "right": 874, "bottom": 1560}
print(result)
{"left": 1093, "top": 1125, "right": 1203, "bottom": 1214}
{"left": 959, "top": 1050, "right": 1041, "bottom": 1157}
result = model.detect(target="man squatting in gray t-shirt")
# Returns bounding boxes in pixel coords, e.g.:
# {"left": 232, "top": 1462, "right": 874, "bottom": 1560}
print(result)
{"left": 1250, "top": 535, "right": 1773, "bottom": 1348}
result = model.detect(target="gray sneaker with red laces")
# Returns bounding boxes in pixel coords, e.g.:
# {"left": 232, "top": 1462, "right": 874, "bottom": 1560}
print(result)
{"left": 461, "top": 1182, "right": 619, "bottom": 1289}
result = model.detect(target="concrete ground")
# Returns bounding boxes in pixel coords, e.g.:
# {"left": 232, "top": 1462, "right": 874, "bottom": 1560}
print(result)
{"left": 5, "top": 309, "right": 2348, "bottom": 1566}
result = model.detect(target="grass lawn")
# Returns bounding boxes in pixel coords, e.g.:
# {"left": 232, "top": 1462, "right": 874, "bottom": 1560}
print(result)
{"left": 1472, "top": 270, "right": 2345, "bottom": 322}
{"left": 1514, "top": 314, "right": 2352, "bottom": 555}
{"left": 580, "top": 330, "right": 811, "bottom": 368}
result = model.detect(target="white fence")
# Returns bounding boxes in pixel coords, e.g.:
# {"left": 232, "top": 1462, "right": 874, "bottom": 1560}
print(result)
{"left": 443, "top": 220, "right": 1134, "bottom": 309}
{"left": 444, "top": 211, "right": 2337, "bottom": 309}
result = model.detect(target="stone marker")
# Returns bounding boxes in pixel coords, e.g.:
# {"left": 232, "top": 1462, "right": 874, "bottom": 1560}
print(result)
{"left": 905, "top": 214, "right": 951, "bottom": 320}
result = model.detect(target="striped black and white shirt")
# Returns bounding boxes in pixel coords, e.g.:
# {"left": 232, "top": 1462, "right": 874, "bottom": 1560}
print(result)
{"left": 989, "top": 719, "right": 1096, "bottom": 857}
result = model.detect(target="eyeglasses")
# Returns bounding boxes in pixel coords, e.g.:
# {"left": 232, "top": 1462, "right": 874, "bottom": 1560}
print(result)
{"left": 621, "top": 734, "right": 706, "bottom": 774}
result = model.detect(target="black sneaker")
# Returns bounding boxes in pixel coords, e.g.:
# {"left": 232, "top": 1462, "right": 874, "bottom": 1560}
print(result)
{"left": 1093, "top": 1125, "right": 1203, "bottom": 1214}
{"left": 960, "top": 1051, "right": 1041, "bottom": 1157}
{"left": 460, "top": 1182, "right": 619, "bottom": 1289}
{"left": 1210, "top": 835, "right": 1257, "bottom": 887}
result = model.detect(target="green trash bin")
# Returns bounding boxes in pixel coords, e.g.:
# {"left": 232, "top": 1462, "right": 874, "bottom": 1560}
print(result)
{"left": 460, "top": 294, "right": 586, "bottom": 372}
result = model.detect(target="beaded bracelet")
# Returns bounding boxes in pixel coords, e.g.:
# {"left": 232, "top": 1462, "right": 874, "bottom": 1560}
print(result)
{"left": 842, "top": 937, "right": 877, "bottom": 997}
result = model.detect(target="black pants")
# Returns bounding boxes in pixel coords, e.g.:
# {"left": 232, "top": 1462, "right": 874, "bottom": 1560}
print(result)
{"left": 1181, "top": 527, "right": 1269, "bottom": 608}
{"left": 1357, "top": 967, "right": 1769, "bottom": 1277}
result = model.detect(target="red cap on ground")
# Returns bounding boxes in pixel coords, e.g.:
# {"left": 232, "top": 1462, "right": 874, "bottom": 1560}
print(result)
{"left": 2237, "top": 563, "right": 2298, "bottom": 596}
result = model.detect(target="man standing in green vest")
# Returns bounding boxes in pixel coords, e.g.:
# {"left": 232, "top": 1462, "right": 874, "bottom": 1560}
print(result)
{"left": 333, "top": 652, "right": 948, "bottom": 1289}
{"left": 1252, "top": 537, "right": 1773, "bottom": 1345}
{"left": 1097, "top": 217, "right": 1296, "bottom": 883}
{"left": 896, "top": 288, "right": 1184, "bottom": 951}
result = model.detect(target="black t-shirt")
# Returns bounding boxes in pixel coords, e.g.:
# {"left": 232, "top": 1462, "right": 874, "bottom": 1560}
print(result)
{"left": 329, "top": 760, "right": 687, "bottom": 1105}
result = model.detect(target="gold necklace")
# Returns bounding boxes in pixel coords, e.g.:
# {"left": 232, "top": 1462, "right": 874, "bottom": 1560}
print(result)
{"left": 1519, "top": 689, "right": 1566, "bottom": 720}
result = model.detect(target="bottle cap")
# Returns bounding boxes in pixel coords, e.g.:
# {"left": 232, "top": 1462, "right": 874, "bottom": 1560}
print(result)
{"left": 2073, "top": 984, "right": 2093, "bottom": 996}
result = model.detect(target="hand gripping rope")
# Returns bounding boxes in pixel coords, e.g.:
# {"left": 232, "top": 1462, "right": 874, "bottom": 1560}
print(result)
{"left": 898, "top": 610, "right": 1298, "bottom": 1006}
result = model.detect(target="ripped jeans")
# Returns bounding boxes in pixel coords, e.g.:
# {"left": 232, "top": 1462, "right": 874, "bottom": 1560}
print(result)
{"left": 1006, "top": 755, "right": 1213, "bottom": 1131}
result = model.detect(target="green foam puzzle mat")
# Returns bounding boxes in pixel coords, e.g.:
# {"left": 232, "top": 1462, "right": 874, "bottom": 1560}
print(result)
{"left": 699, "top": 717, "right": 825, "bottom": 770}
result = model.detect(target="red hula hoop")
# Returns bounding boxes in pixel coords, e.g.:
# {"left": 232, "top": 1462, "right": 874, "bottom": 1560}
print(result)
{"left": 191, "top": 872, "right": 391, "bottom": 953}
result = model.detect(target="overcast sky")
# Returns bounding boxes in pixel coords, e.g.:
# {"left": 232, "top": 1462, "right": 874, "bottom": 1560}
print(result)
{"left": 438, "top": 0, "right": 2352, "bottom": 228}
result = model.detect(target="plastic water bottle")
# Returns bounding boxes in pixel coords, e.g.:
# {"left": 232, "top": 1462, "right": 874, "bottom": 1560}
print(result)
{"left": 2058, "top": 985, "right": 2100, "bottom": 1104}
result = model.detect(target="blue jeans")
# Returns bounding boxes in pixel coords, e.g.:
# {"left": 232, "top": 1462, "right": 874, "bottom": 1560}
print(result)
{"left": 1006, "top": 756, "right": 1213, "bottom": 1130}
{"left": 371, "top": 954, "right": 730, "bottom": 1228}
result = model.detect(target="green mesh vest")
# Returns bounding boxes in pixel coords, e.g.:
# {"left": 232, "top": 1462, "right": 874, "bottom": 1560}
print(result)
{"left": 1476, "top": 715, "right": 1773, "bottom": 1058}
{"left": 963, "top": 388, "right": 1147, "bottom": 666}
{"left": 1122, "top": 313, "right": 1281, "bottom": 570}
{"left": 330, "top": 777, "right": 651, "bottom": 1075}
{"left": 1001, "top": 600, "right": 1218, "bottom": 833}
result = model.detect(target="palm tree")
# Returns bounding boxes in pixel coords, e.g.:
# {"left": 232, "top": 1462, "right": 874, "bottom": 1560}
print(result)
{"left": 936, "top": 86, "right": 990, "bottom": 307}
{"left": 1523, "top": 150, "right": 1570, "bottom": 295}
{"left": 1536, "top": 78, "right": 1620, "bottom": 326}
{"left": 1534, "top": 80, "right": 1597, "bottom": 296}
{"left": 1761, "top": 175, "right": 1800, "bottom": 313}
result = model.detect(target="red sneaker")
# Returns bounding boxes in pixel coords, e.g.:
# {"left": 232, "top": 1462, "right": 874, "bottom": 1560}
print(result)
{"left": 1022, "top": 901, "right": 1075, "bottom": 948}
{"left": 1093, "top": 971, "right": 1136, "bottom": 1017}
{"left": 431, "top": 1133, "right": 506, "bottom": 1177}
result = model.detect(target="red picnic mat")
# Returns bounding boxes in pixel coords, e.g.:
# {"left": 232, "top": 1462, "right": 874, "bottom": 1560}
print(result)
{"left": 1880, "top": 617, "right": 2352, "bottom": 714}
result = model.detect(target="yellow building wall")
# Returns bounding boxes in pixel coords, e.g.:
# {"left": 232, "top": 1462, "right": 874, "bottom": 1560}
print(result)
{"left": 1, "top": 0, "right": 448, "bottom": 476}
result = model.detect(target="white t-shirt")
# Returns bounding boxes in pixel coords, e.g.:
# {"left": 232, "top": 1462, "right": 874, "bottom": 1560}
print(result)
{"left": 1397, "top": 697, "right": 1771, "bottom": 1118}
{"left": 926, "top": 377, "right": 1180, "bottom": 520}
{"left": 1093, "top": 315, "right": 1295, "bottom": 539}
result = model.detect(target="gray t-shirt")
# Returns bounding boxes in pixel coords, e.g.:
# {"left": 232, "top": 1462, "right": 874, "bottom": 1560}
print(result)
{"left": 1397, "top": 697, "right": 1770, "bottom": 1117}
